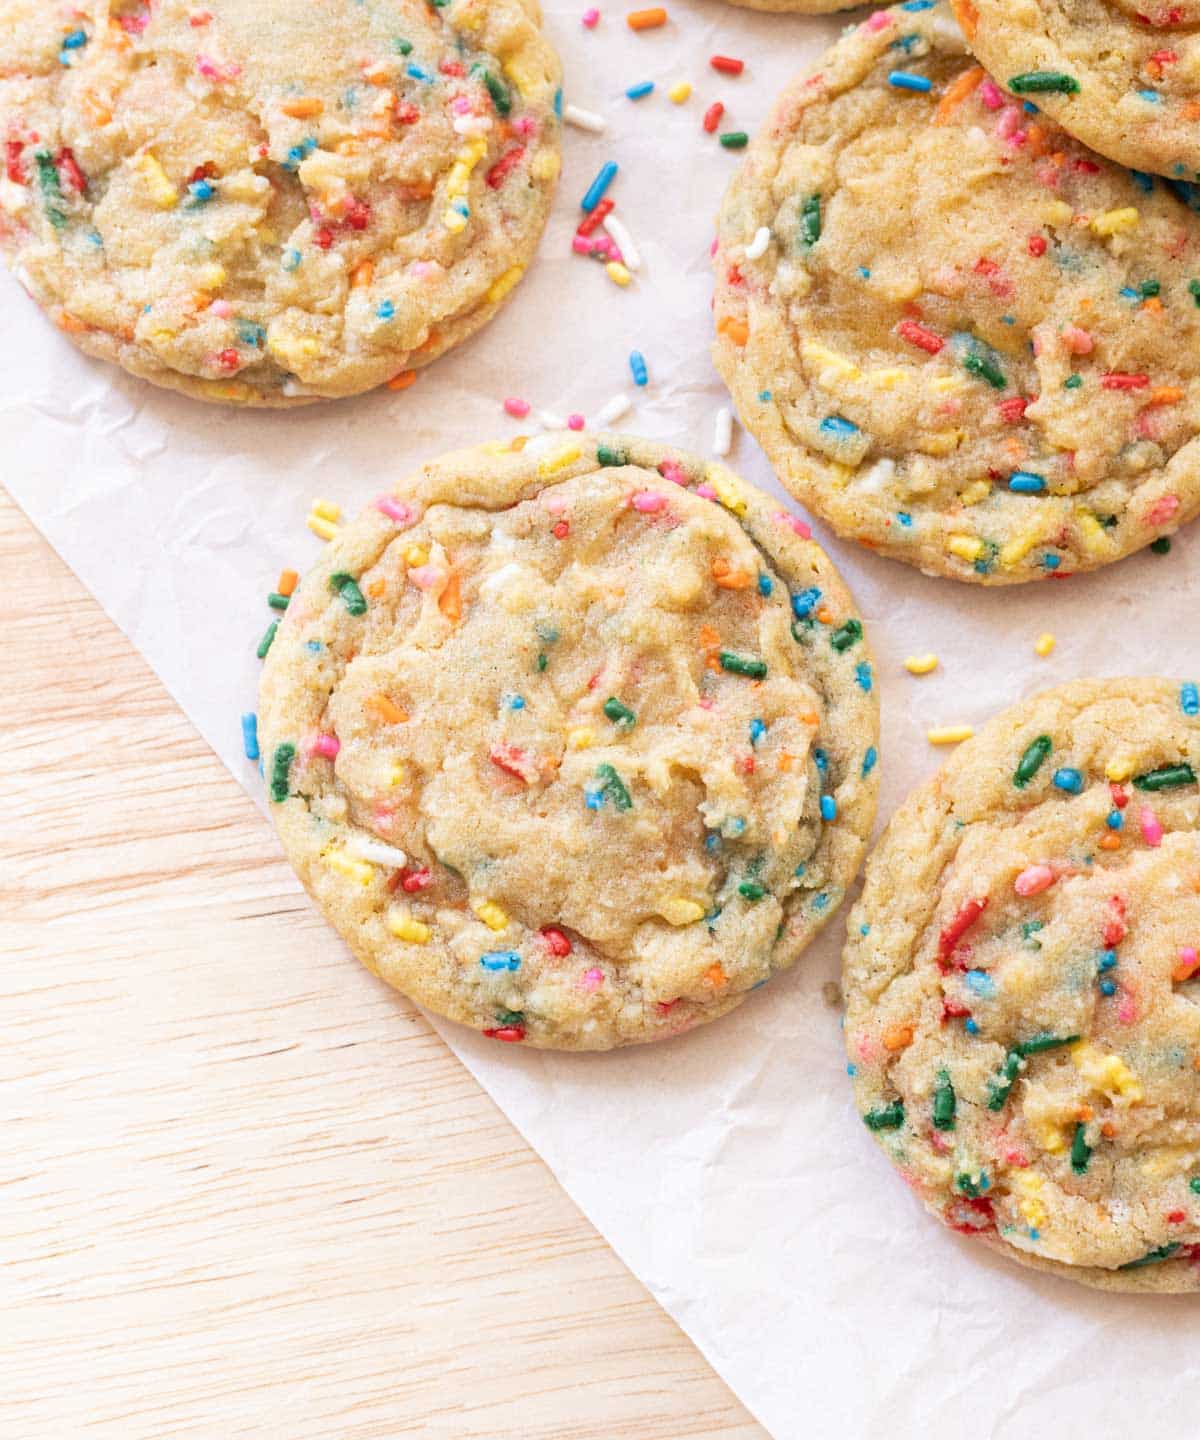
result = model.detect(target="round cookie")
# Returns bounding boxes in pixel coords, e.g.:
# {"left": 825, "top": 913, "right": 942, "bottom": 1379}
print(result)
{"left": 713, "top": 1, "right": 1200, "bottom": 584}
{"left": 0, "top": 0, "right": 560, "bottom": 405}
{"left": 844, "top": 678, "right": 1200, "bottom": 1291}
{"left": 721, "top": 1, "right": 865, "bottom": 13}
{"left": 953, "top": 0, "right": 1200, "bottom": 178}
{"left": 258, "top": 435, "right": 879, "bottom": 1051}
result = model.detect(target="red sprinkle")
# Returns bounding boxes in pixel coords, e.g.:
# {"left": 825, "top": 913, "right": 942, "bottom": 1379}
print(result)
{"left": 1102, "top": 373, "right": 1150, "bottom": 390}
{"left": 217, "top": 348, "right": 240, "bottom": 371}
{"left": 486, "top": 146, "right": 526, "bottom": 189}
{"left": 710, "top": 55, "right": 744, "bottom": 75}
{"left": 343, "top": 197, "right": 371, "bottom": 230}
{"left": 5, "top": 139, "right": 24, "bottom": 185}
{"left": 997, "top": 396, "right": 1030, "bottom": 424}
{"left": 702, "top": 101, "right": 724, "bottom": 134}
{"left": 938, "top": 897, "right": 989, "bottom": 964}
{"left": 577, "top": 197, "right": 613, "bottom": 236}
{"left": 1028, "top": 234, "right": 1047, "bottom": 256}
{"left": 896, "top": 318, "right": 944, "bottom": 355}
{"left": 313, "top": 227, "right": 334, "bottom": 249}
{"left": 539, "top": 926, "right": 573, "bottom": 957}
{"left": 400, "top": 866, "right": 432, "bottom": 893}
{"left": 55, "top": 147, "right": 87, "bottom": 194}
{"left": 483, "top": 1026, "right": 526, "bottom": 1042}
{"left": 552, "top": 520, "right": 570, "bottom": 540}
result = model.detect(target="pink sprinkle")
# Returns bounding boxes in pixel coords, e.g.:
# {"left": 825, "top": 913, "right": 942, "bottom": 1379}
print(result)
{"left": 1147, "top": 494, "right": 1180, "bottom": 525}
{"left": 544, "top": 494, "right": 568, "bottom": 515}
{"left": 311, "top": 733, "right": 340, "bottom": 760}
{"left": 1061, "top": 325, "right": 1093, "bottom": 356}
{"left": 572, "top": 235, "right": 595, "bottom": 255}
{"left": 1140, "top": 806, "right": 1164, "bottom": 847}
{"left": 631, "top": 490, "right": 666, "bottom": 513}
{"left": 195, "top": 53, "right": 239, "bottom": 82}
{"left": 979, "top": 78, "right": 1004, "bottom": 110}
{"left": 513, "top": 116, "right": 536, "bottom": 137}
{"left": 774, "top": 510, "right": 812, "bottom": 539}
{"left": 450, "top": 96, "right": 472, "bottom": 115}
{"left": 503, "top": 397, "right": 531, "bottom": 418}
{"left": 374, "top": 496, "right": 419, "bottom": 527}
{"left": 1014, "top": 864, "right": 1055, "bottom": 897}
{"left": 567, "top": 413, "right": 585, "bottom": 430}
{"left": 408, "top": 564, "right": 444, "bottom": 590}
{"left": 695, "top": 483, "right": 717, "bottom": 501}
{"left": 660, "top": 461, "right": 688, "bottom": 486}
{"left": 1117, "top": 991, "right": 1139, "bottom": 1026}
{"left": 995, "top": 107, "right": 1022, "bottom": 141}
{"left": 580, "top": 967, "right": 604, "bottom": 991}
{"left": 209, "top": 298, "right": 233, "bottom": 319}
{"left": 1178, "top": 946, "right": 1199, "bottom": 979}
{"left": 409, "top": 260, "right": 436, "bottom": 279}
{"left": 582, "top": 5, "right": 599, "bottom": 24}
{"left": 864, "top": 10, "right": 893, "bottom": 31}
{"left": 709, "top": 235, "right": 719, "bottom": 257}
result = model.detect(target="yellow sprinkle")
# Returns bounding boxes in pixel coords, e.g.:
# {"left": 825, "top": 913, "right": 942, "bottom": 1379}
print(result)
{"left": 658, "top": 898, "right": 706, "bottom": 926}
{"left": 269, "top": 331, "right": 321, "bottom": 369}
{"left": 606, "top": 260, "right": 632, "bottom": 288}
{"left": 443, "top": 208, "right": 468, "bottom": 234}
{"left": 959, "top": 480, "right": 991, "bottom": 508}
{"left": 307, "top": 514, "right": 339, "bottom": 541}
{"left": 388, "top": 763, "right": 407, "bottom": 786}
{"left": 503, "top": 46, "right": 545, "bottom": 98}
{"left": 667, "top": 80, "right": 692, "bottom": 104}
{"left": 136, "top": 152, "right": 178, "bottom": 209}
{"left": 802, "top": 341, "right": 860, "bottom": 381}
{"left": 946, "top": 535, "right": 984, "bottom": 563}
{"left": 904, "top": 654, "right": 939, "bottom": 676}
{"left": 708, "top": 470, "right": 747, "bottom": 516}
{"left": 1076, "top": 510, "right": 1112, "bottom": 556}
{"left": 928, "top": 725, "right": 974, "bottom": 745}
{"left": 403, "top": 543, "right": 429, "bottom": 567}
{"left": 1044, "top": 200, "right": 1074, "bottom": 229}
{"left": 486, "top": 265, "right": 525, "bottom": 305}
{"left": 1011, "top": 1170, "right": 1048, "bottom": 1229}
{"left": 474, "top": 900, "right": 509, "bottom": 932}
{"left": 567, "top": 727, "right": 594, "bottom": 749}
{"left": 930, "top": 375, "right": 969, "bottom": 395}
{"left": 1072, "top": 1043, "right": 1143, "bottom": 1102}
{"left": 312, "top": 498, "right": 341, "bottom": 522}
{"left": 1091, "top": 207, "right": 1139, "bottom": 238}
{"left": 999, "top": 529, "right": 1041, "bottom": 568}
{"left": 867, "top": 368, "right": 907, "bottom": 389}
{"left": 530, "top": 150, "right": 560, "bottom": 182}
{"left": 1105, "top": 755, "right": 1135, "bottom": 782}
{"left": 1030, "top": 1117, "right": 1067, "bottom": 1155}
{"left": 918, "top": 429, "right": 966, "bottom": 457}
{"left": 323, "top": 849, "right": 375, "bottom": 886}
{"left": 195, "top": 262, "right": 226, "bottom": 292}
{"left": 1034, "top": 632, "right": 1056, "bottom": 658}
{"left": 387, "top": 911, "right": 432, "bottom": 944}
{"left": 536, "top": 442, "right": 582, "bottom": 477}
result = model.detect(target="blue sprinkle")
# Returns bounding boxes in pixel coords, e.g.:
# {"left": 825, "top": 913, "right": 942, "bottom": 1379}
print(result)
{"left": 820, "top": 795, "right": 837, "bottom": 822}
{"left": 858, "top": 266, "right": 871, "bottom": 279}
{"left": 897, "top": 511, "right": 912, "bottom": 527}
{"left": 888, "top": 71, "right": 933, "bottom": 93}
{"left": 862, "top": 746, "right": 878, "bottom": 778}
{"left": 965, "top": 970, "right": 995, "bottom": 997}
{"left": 1010, "top": 471, "right": 1046, "bottom": 493}
{"left": 965, "top": 1019, "right": 979, "bottom": 1034}
{"left": 814, "top": 747, "right": 828, "bottom": 774}
{"left": 855, "top": 661, "right": 873, "bottom": 693}
{"left": 305, "top": 639, "right": 323, "bottom": 653}
{"left": 847, "top": 1063, "right": 857, "bottom": 1076}
{"left": 580, "top": 160, "right": 618, "bottom": 212}
{"left": 758, "top": 389, "right": 772, "bottom": 402}
{"left": 481, "top": 950, "right": 521, "bottom": 971}
{"left": 629, "top": 350, "right": 648, "bottom": 386}
{"left": 240, "top": 712, "right": 259, "bottom": 761}
{"left": 900, "top": 1, "right": 936, "bottom": 9}
{"left": 726, "top": 817, "right": 746, "bottom": 837}
{"left": 1042, "top": 554, "right": 1061, "bottom": 570}
{"left": 585, "top": 790, "right": 603, "bottom": 811}
{"left": 61, "top": 28, "right": 88, "bottom": 48}
{"left": 626, "top": 81, "right": 654, "bottom": 100}
{"left": 1119, "top": 286, "right": 1140, "bottom": 302}
{"left": 506, "top": 694, "right": 525, "bottom": 710}
{"left": 1100, "top": 979, "right": 1118, "bottom": 996}
{"left": 1030, "top": 1229, "right": 1041, "bottom": 1242}
{"left": 1107, "top": 809, "right": 1124, "bottom": 830}
{"left": 860, "top": 924, "right": 871, "bottom": 937}
{"left": 554, "top": 87, "right": 562, "bottom": 118}
{"left": 758, "top": 574, "right": 773, "bottom": 597}
{"left": 188, "top": 179, "right": 215, "bottom": 204}
{"left": 705, "top": 833, "right": 721, "bottom": 852}
{"left": 794, "top": 863, "right": 806, "bottom": 877}
{"left": 812, "top": 893, "right": 829, "bottom": 912}
{"left": 1182, "top": 682, "right": 1199, "bottom": 716}
{"left": 819, "top": 414, "right": 859, "bottom": 438}
{"left": 1130, "top": 169, "right": 1154, "bottom": 193}
{"left": 236, "top": 320, "right": 265, "bottom": 347}
{"left": 1053, "top": 767, "right": 1084, "bottom": 794}
{"left": 1138, "top": 89, "right": 1161, "bottom": 104}
{"left": 791, "top": 586, "right": 821, "bottom": 619}
{"left": 376, "top": 299, "right": 395, "bottom": 320}
{"left": 1098, "top": 950, "right": 1118, "bottom": 972}
{"left": 407, "top": 63, "right": 434, "bottom": 83}
{"left": 282, "top": 248, "right": 302, "bottom": 271}
{"left": 749, "top": 718, "right": 767, "bottom": 745}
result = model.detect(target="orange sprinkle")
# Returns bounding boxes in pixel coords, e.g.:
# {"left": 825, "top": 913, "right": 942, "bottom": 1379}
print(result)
{"left": 777, "top": 751, "right": 794, "bottom": 772}
{"left": 80, "top": 91, "right": 112, "bottom": 127}
{"left": 387, "top": 369, "right": 417, "bottom": 391}
{"left": 712, "top": 557, "right": 753, "bottom": 589}
{"left": 365, "top": 693, "right": 408, "bottom": 725}
{"left": 1099, "top": 833, "right": 1122, "bottom": 851}
{"left": 510, "top": 434, "right": 528, "bottom": 452}
{"left": 627, "top": 6, "right": 667, "bottom": 28}
{"left": 954, "top": 0, "right": 979, "bottom": 41}
{"left": 718, "top": 315, "right": 749, "bottom": 347}
{"left": 56, "top": 310, "right": 88, "bottom": 334}
{"left": 438, "top": 571, "right": 463, "bottom": 624}
{"left": 698, "top": 624, "right": 721, "bottom": 648}
{"left": 351, "top": 259, "right": 375, "bottom": 288}
{"left": 277, "top": 568, "right": 299, "bottom": 597}
{"left": 1101, "top": 1121, "right": 1117, "bottom": 1138}
{"left": 856, "top": 536, "right": 880, "bottom": 550}
{"left": 1075, "top": 1103, "right": 1094, "bottom": 1122}
{"left": 816, "top": 607, "right": 834, "bottom": 625}
{"left": 1185, "top": 100, "right": 1200, "bottom": 121}
{"left": 934, "top": 66, "right": 984, "bottom": 126}
{"left": 798, "top": 710, "right": 819, "bottom": 727}
{"left": 882, "top": 1023, "right": 914, "bottom": 1052}
{"left": 366, "top": 578, "right": 387, "bottom": 599}
{"left": 281, "top": 97, "right": 324, "bottom": 118}
{"left": 704, "top": 962, "right": 727, "bottom": 988}
{"left": 1141, "top": 296, "right": 1164, "bottom": 315}
{"left": 1147, "top": 386, "right": 1184, "bottom": 407}
{"left": 1172, "top": 950, "right": 1200, "bottom": 983}
{"left": 1025, "top": 124, "right": 1049, "bottom": 159}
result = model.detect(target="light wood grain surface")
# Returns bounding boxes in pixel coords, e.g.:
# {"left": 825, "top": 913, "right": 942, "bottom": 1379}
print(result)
{"left": 3, "top": 488, "right": 766, "bottom": 1440}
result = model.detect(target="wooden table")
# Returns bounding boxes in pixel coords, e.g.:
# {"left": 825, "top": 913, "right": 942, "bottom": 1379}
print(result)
{"left": 3, "top": 490, "right": 764, "bottom": 1439}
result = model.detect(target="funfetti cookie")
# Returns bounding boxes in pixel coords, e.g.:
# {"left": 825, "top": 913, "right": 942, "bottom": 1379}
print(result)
{"left": 844, "top": 678, "right": 1200, "bottom": 1292}
{"left": 258, "top": 435, "right": 880, "bottom": 1051}
{"left": 0, "top": 0, "right": 560, "bottom": 405}
{"left": 713, "top": 1, "right": 1200, "bottom": 584}
{"left": 953, "top": 0, "right": 1200, "bottom": 178}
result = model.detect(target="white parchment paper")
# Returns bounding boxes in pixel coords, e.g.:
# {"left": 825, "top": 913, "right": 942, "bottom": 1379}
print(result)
{"left": 7, "top": 2, "right": 1200, "bottom": 1434}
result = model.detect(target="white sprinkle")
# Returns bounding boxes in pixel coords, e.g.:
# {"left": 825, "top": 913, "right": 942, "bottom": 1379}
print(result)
{"left": 712, "top": 406, "right": 733, "bottom": 457}
{"left": 563, "top": 103, "right": 607, "bottom": 133}
{"left": 346, "top": 836, "right": 408, "bottom": 868}
{"left": 931, "top": 12, "right": 965, "bottom": 45}
{"left": 745, "top": 226, "right": 770, "bottom": 261}
{"left": 521, "top": 433, "right": 563, "bottom": 458}
{"left": 595, "top": 393, "right": 632, "bottom": 427}
{"left": 603, "top": 214, "right": 641, "bottom": 272}
{"left": 537, "top": 410, "right": 568, "bottom": 430}
{"left": 453, "top": 114, "right": 494, "bottom": 136}
{"left": 858, "top": 458, "right": 895, "bottom": 492}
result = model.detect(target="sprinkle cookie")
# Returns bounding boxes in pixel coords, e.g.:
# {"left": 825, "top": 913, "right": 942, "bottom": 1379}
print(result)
{"left": 953, "top": 0, "right": 1200, "bottom": 178}
{"left": 844, "top": 678, "right": 1200, "bottom": 1291}
{"left": 0, "top": 0, "right": 560, "bottom": 405}
{"left": 713, "top": 1, "right": 1200, "bottom": 584}
{"left": 258, "top": 436, "right": 879, "bottom": 1050}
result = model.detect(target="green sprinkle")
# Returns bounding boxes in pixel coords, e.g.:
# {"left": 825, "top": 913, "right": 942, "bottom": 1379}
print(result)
{"left": 595, "top": 762, "right": 632, "bottom": 811}
{"left": 932, "top": 1069, "right": 956, "bottom": 1131}
{"left": 1119, "top": 1242, "right": 1181, "bottom": 1270}
{"left": 738, "top": 881, "right": 766, "bottom": 901}
{"left": 863, "top": 1102, "right": 904, "bottom": 1131}
{"left": 1189, "top": 1177, "right": 1200, "bottom": 1194}
{"left": 473, "top": 65, "right": 512, "bottom": 116}
{"left": 800, "top": 192, "right": 821, "bottom": 248}
{"left": 1139, "top": 280, "right": 1161, "bottom": 298}
{"left": 268, "top": 592, "right": 290, "bottom": 611}
{"left": 720, "top": 651, "right": 768, "bottom": 679}
{"left": 956, "top": 1171, "right": 986, "bottom": 1198}
{"left": 1190, "top": 279, "right": 1200, "bottom": 308}
{"left": 1151, "top": 536, "right": 1172, "bottom": 555}
{"left": 597, "top": 444, "right": 629, "bottom": 467}
{"left": 270, "top": 743, "right": 295, "bottom": 803}
{"left": 830, "top": 619, "right": 863, "bottom": 652}
{"left": 603, "top": 696, "right": 636, "bottom": 728}
{"left": 1071, "top": 1122, "right": 1092, "bottom": 1174}
{"left": 1014, "top": 734, "right": 1053, "bottom": 788}
{"left": 256, "top": 620, "right": 279, "bottom": 659}
{"left": 329, "top": 571, "right": 367, "bottom": 616}
{"left": 494, "top": 1008, "right": 525, "bottom": 1026}
{"left": 34, "top": 150, "right": 67, "bottom": 229}
{"left": 963, "top": 351, "right": 1006, "bottom": 389}
{"left": 393, "top": 37, "right": 413, "bottom": 54}
{"left": 536, "top": 652, "right": 548, "bottom": 672}
{"left": 1008, "top": 71, "right": 1080, "bottom": 95}
{"left": 1134, "top": 763, "right": 1195, "bottom": 791}
{"left": 987, "top": 1051, "right": 1023, "bottom": 1111}
{"left": 719, "top": 131, "right": 749, "bottom": 149}
{"left": 1014, "top": 1032, "right": 1079, "bottom": 1057}
{"left": 1064, "top": 374, "right": 1083, "bottom": 390}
